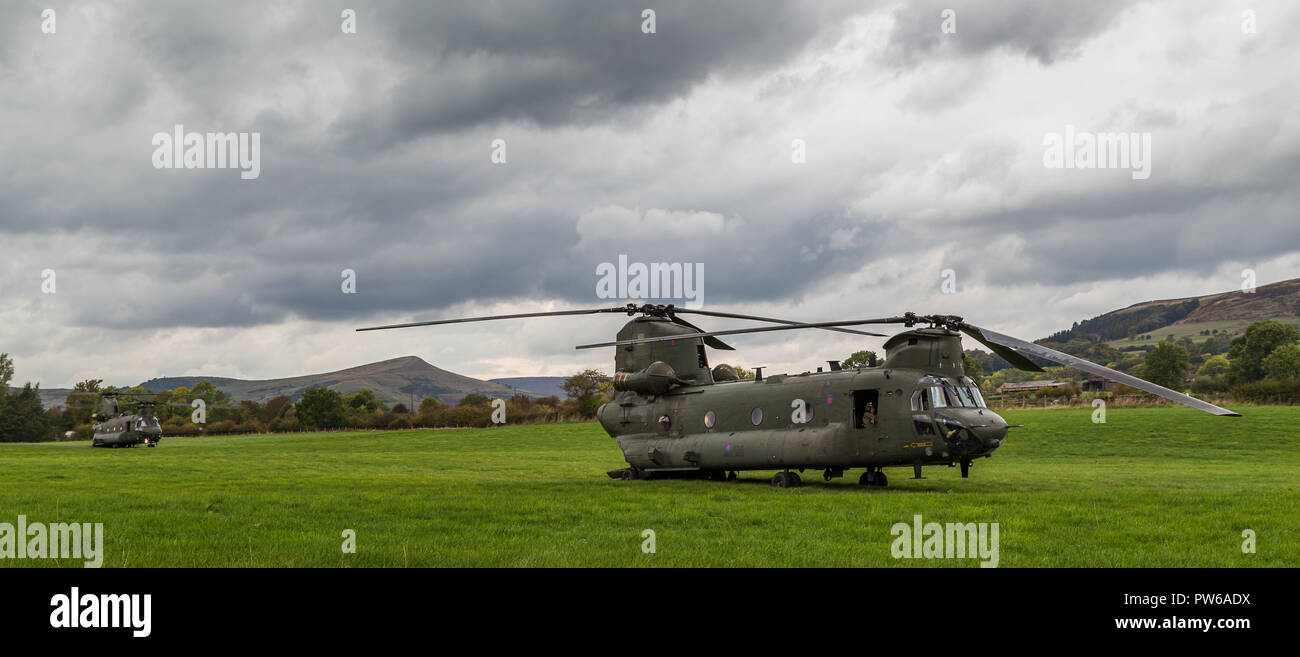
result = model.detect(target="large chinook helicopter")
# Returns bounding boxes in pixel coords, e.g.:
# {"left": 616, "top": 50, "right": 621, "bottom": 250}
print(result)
{"left": 358, "top": 304, "right": 1236, "bottom": 487}
{"left": 68, "top": 392, "right": 193, "bottom": 448}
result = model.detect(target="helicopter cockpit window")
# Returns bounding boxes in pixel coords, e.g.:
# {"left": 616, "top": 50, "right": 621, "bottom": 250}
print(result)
{"left": 910, "top": 389, "right": 922, "bottom": 411}
{"left": 954, "top": 386, "right": 976, "bottom": 408}
{"left": 927, "top": 387, "right": 946, "bottom": 409}
{"left": 956, "top": 377, "right": 988, "bottom": 408}
{"left": 941, "top": 385, "right": 965, "bottom": 407}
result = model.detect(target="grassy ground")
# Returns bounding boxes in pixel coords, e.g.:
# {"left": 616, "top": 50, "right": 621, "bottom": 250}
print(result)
{"left": 1, "top": 406, "right": 1296, "bottom": 567}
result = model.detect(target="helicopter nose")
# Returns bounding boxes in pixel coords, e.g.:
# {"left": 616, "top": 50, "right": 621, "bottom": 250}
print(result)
{"left": 935, "top": 409, "right": 1008, "bottom": 455}
{"left": 967, "top": 411, "right": 1008, "bottom": 449}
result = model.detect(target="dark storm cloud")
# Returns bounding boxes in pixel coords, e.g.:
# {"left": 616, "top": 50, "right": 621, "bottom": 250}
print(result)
{"left": 885, "top": 0, "right": 1138, "bottom": 66}
{"left": 336, "top": 1, "right": 864, "bottom": 148}
{"left": 0, "top": 0, "right": 874, "bottom": 331}
{"left": 2, "top": 0, "right": 1299, "bottom": 349}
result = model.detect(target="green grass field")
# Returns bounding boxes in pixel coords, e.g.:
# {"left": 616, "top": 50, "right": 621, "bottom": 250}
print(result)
{"left": 2, "top": 406, "right": 1297, "bottom": 567}
{"left": 1105, "top": 317, "right": 1300, "bottom": 349}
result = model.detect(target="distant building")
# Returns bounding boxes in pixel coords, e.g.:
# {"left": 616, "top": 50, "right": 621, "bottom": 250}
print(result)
{"left": 996, "top": 380, "right": 1073, "bottom": 394}
{"left": 1080, "top": 378, "right": 1117, "bottom": 392}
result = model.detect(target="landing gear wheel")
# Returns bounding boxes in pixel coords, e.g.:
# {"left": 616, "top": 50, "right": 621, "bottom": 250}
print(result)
{"left": 620, "top": 468, "right": 637, "bottom": 481}
{"left": 727, "top": 471, "right": 737, "bottom": 481}
{"left": 859, "top": 470, "right": 888, "bottom": 487}
{"left": 771, "top": 471, "right": 802, "bottom": 488}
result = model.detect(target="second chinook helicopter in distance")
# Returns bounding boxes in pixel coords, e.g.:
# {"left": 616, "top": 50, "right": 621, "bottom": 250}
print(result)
{"left": 358, "top": 304, "right": 1237, "bottom": 487}
{"left": 68, "top": 392, "right": 197, "bottom": 448}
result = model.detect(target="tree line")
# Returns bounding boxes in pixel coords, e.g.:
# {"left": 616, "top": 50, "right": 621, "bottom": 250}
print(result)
{"left": 0, "top": 359, "right": 615, "bottom": 443}
{"left": 972, "top": 319, "right": 1300, "bottom": 403}
{"left": 5, "top": 321, "right": 1299, "bottom": 443}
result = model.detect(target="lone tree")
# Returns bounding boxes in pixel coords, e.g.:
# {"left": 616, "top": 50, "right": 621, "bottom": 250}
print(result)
{"left": 459, "top": 393, "right": 491, "bottom": 407}
{"left": 1141, "top": 342, "right": 1190, "bottom": 391}
{"left": 0, "top": 353, "right": 13, "bottom": 392}
{"left": 0, "top": 354, "right": 53, "bottom": 443}
{"left": 841, "top": 350, "right": 879, "bottom": 369}
{"left": 1263, "top": 343, "right": 1300, "bottom": 380}
{"left": 961, "top": 352, "right": 986, "bottom": 385}
{"left": 563, "top": 369, "right": 610, "bottom": 417}
{"left": 296, "top": 387, "right": 346, "bottom": 429}
{"left": 1228, "top": 320, "right": 1300, "bottom": 383}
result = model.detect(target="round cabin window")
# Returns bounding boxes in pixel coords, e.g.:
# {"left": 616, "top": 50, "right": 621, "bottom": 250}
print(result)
{"left": 704, "top": 410, "right": 716, "bottom": 428}
{"left": 750, "top": 407, "right": 763, "bottom": 425}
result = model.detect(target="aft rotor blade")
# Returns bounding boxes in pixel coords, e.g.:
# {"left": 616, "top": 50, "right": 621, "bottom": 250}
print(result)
{"left": 576, "top": 317, "right": 907, "bottom": 349}
{"left": 961, "top": 323, "right": 1240, "bottom": 417}
{"left": 674, "top": 309, "right": 889, "bottom": 338}
{"left": 356, "top": 307, "right": 631, "bottom": 332}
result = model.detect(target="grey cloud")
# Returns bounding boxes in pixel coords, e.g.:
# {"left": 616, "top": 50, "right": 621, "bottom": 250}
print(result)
{"left": 885, "top": 0, "right": 1138, "bottom": 66}
{"left": 2, "top": 0, "right": 1299, "bottom": 385}
{"left": 337, "top": 1, "right": 866, "bottom": 148}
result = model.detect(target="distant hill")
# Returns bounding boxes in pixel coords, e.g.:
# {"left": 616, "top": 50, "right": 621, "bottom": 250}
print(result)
{"left": 1043, "top": 277, "right": 1300, "bottom": 347}
{"left": 138, "top": 356, "right": 522, "bottom": 407}
{"left": 489, "top": 377, "right": 567, "bottom": 398}
{"left": 8, "top": 386, "right": 77, "bottom": 411}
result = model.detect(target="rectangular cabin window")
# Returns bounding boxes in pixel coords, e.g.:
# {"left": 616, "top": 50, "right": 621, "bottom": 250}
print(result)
{"left": 852, "top": 389, "right": 879, "bottom": 429}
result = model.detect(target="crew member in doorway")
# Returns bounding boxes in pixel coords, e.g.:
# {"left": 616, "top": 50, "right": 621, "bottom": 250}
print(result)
{"left": 863, "top": 403, "right": 877, "bottom": 427}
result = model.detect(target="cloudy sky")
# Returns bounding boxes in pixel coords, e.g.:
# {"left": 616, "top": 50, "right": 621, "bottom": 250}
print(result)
{"left": 3, "top": 0, "right": 1299, "bottom": 388}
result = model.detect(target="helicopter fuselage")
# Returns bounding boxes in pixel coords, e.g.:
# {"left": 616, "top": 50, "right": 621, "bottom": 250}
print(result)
{"left": 598, "top": 365, "right": 1008, "bottom": 478}
{"left": 92, "top": 413, "right": 162, "bottom": 448}
{"left": 594, "top": 319, "right": 1008, "bottom": 481}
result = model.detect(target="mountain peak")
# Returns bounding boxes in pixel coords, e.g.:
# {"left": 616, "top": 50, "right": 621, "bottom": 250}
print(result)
{"left": 137, "top": 355, "right": 520, "bottom": 406}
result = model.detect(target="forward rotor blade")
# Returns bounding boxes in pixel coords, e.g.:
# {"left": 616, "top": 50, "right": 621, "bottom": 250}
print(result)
{"left": 667, "top": 315, "right": 735, "bottom": 351}
{"left": 356, "top": 307, "right": 634, "bottom": 332}
{"left": 961, "top": 323, "right": 1240, "bottom": 417}
{"left": 958, "top": 325, "right": 1045, "bottom": 372}
{"left": 576, "top": 317, "right": 907, "bottom": 349}
{"left": 674, "top": 309, "right": 889, "bottom": 338}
